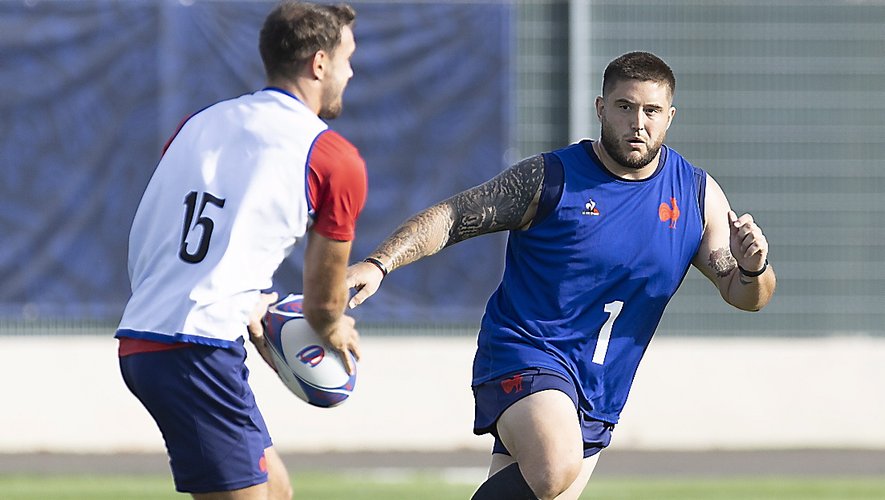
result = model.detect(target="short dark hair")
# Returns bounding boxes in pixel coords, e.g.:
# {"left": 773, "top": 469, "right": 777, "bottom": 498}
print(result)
{"left": 602, "top": 52, "right": 675, "bottom": 99}
{"left": 259, "top": 1, "right": 356, "bottom": 81}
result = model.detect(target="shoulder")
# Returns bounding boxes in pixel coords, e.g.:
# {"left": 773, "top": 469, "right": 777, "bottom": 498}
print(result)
{"left": 308, "top": 130, "right": 367, "bottom": 185}
{"left": 312, "top": 130, "right": 362, "bottom": 162}
{"left": 663, "top": 145, "right": 707, "bottom": 177}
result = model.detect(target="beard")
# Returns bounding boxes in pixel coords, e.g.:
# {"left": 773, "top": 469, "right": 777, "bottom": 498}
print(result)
{"left": 319, "top": 102, "right": 342, "bottom": 120}
{"left": 599, "top": 121, "right": 664, "bottom": 170}
{"left": 318, "top": 80, "right": 345, "bottom": 120}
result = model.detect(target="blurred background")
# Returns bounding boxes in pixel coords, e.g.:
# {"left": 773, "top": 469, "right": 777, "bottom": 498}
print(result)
{"left": 1, "top": 0, "right": 884, "bottom": 483}
{"left": 2, "top": 0, "right": 884, "bottom": 335}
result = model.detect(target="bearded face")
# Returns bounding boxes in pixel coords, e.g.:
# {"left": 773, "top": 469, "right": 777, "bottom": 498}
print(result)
{"left": 318, "top": 78, "right": 345, "bottom": 119}
{"left": 596, "top": 79, "right": 674, "bottom": 172}
{"left": 599, "top": 116, "right": 665, "bottom": 170}
{"left": 318, "top": 25, "right": 355, "bottom": 120}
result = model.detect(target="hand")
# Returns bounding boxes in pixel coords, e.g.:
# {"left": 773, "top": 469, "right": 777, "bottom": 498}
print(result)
{"left": 346, "top": 260, "right": 385, "bottom": 309}
{"left": 320, "top": 314, "right": 361, "bottom": 375}
{"left": 247, "top": 292, "right": 279, "bottom": 372}
{"left": 728, "top": 211, "right": 768, "bottom": 274}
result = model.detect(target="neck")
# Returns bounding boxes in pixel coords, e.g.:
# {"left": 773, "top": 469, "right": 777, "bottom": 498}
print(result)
{"left": 267, "top": 79, "right": 320, "bottom": 116}
{"left": 592, "top": 139, "right": 660, "bottom": 180}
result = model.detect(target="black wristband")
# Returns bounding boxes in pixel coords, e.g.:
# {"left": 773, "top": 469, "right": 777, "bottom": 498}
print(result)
{"left": 738, "top": 259, "right": 768, "bottom": 277}
{"left": 363, "top": 257, "right": 388, "bottom": 277}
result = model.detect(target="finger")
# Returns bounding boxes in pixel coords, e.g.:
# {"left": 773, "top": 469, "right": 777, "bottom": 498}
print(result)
{"left": 733, "top": 214, "right": 757, "bottom": 235}
{"left": 345, "top": 266, "right": 370, "bottom": 289}
{"left": 738, "top": 229, "right": 766, "bottom": 254}
{"left": 349, "top": 287, "right": 372, "bottom": 309}
{"left": 249, "top": 292, "right": 279, "bottom": 329}
{"left": 738, "top": 237, "right": 757, "bottom": 260}
{"left": 340, "top": 350, "right": 355, "bottom": 375}
{"left": 728, "top": 210, "right": 738, "bottom": 227}
{"left": 743, "top": 241, "right": 765, "bottom": 260}
{"left": 345, "top": 274, "right": 359, "bottom": 289}
{"left": 350, "top": 331, "right": 362, "bottom": 362}
{"left": 247, "top": 317, "right": 264, "bottom": 337}
{"left": 254, "top": 292, "right": 278, "bottom": 312}
{"left": 739, "top": 213, "right": 755, "bottom": 226}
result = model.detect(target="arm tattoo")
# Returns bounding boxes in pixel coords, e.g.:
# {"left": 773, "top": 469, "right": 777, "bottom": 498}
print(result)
{"left": 371, "top": 155, "right": 545, "bottom": 272}
{"left": 708, "top": 247, "right": 737, "bottom": 278}
{"left": 446, "top": 154, "right": 545, "bottom": 244}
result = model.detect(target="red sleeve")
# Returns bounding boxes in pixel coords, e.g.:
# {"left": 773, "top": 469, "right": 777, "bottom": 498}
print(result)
{"left": 161, "top": 114, "right": 191, "bottom": 156}
{"left": 307, "top": 130, "right": 368, "bottom": 241}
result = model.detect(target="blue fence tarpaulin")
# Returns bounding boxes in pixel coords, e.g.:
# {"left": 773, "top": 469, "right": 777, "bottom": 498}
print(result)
{"left": 0, "top": 1, "right": 513, "bottom": 324}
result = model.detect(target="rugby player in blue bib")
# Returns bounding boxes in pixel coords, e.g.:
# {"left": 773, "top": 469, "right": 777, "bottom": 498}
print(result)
{"left": 348, "top": 51, "right": 776, "bottom": 500}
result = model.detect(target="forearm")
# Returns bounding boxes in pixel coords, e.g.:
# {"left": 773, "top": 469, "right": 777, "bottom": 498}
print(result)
{"left": 724, "top": 265, "right": 777, "bottom": 312}
{"left": 368, "top": 203, "right": 455, "bottom": 273}
{"left": 302, "top": 233, "right": 351, "bottom": 337}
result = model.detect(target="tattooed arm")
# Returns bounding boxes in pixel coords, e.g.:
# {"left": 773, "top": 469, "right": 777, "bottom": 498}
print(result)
{"left": 692, "top": 174, "right": 776, "bottom": 311}
{"left": 347, "top": 155, "right": 546, "bottom": 307}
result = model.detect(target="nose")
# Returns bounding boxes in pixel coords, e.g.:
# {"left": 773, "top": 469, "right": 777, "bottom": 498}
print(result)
{"left": 631, "top": 110, "right": 645, "bottom": 132}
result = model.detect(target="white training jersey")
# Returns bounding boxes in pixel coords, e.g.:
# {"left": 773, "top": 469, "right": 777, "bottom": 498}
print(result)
{"left": 117, "top": 88, "right": 327, "bottom": 347}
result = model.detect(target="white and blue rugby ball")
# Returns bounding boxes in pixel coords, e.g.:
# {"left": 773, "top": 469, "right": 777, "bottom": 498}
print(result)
{"left": 263, "top": 293, "right": 356, "bottom": 408}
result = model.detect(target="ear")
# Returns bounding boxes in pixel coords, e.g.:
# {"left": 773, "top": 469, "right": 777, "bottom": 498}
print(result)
{"left": 594, "top": 95, "right": 604, "bottom": 120}
{"left": 666, "top": 105, "right": 676, "bottom": 130}
{"left": 311, "top": 50, "right": 329, "bottom": 80}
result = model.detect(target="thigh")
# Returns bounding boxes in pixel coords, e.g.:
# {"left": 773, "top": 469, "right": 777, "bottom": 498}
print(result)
{"left": 121, "top": 343, "right": 272, "bottom": 494}
{"left": 192, "top": 447, "right": 290, "bottom": 500}
{"left": 192, "top": 483, "right": 267, "bottom": 500}
{"left": 263, "top": 446, "right": 292, "bottom": 500}
{"left": 496, "top": 389, "right": 584, "bottom": 473}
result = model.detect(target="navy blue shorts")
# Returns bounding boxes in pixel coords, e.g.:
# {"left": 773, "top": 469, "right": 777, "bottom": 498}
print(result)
{"left": 473, "top": 368, "right": 614, "bottom": 458}
{"left": 119, "top": 338, "right": 272, "bottom": 493}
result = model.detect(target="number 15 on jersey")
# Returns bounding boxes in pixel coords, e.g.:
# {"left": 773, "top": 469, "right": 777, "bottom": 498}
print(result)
{"left": 179, "top": 190, "right": 226, "bottom": 264}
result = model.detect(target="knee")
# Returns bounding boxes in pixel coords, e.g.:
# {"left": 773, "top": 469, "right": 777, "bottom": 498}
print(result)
{"left": 269, "top": 468, "right": 293, "bottom": 500}
{"left": 271, "top": 480, "right": 293, "bottom": 500}
{"left": 525, "top": 455, "right": 583, "bottom": 500}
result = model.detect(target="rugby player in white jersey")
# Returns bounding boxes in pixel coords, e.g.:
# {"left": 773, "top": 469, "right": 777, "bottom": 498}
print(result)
{"left": 115, "top": 2, "right": 365, "bottom": 498}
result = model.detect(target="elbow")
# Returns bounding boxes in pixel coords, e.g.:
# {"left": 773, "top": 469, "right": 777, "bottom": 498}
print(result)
{"left": 738, "top": 303, "right": 764, "bottom": 313}
{"left": 727, "top": 290, "right": 775, "bottom": 312}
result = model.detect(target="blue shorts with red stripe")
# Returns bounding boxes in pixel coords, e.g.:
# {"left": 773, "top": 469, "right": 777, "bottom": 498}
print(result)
{"left": 119, "top": 337, "right": 272, "bottom": 493}
{"left": 472, "top": 367, "right": 614, "bottom": 458}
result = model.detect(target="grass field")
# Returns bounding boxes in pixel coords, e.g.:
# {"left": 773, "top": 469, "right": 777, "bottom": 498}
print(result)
{"left": 2, "top": 473, "right": 885, "bottom": 499}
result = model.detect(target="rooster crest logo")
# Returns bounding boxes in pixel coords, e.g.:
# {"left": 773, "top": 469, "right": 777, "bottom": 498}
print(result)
{"left": 659, "top": 197, "right": 680, "bottom": 229}
{"left": 582, "top": 198, "right": 600, "bottom": 216}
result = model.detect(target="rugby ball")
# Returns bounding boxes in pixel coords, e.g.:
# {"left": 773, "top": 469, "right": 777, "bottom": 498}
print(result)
{"left": 262, "top": 293, "right": 356, "bottom": 407}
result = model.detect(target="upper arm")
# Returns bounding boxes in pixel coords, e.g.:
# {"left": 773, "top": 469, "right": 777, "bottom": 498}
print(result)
{"left": 692, "top": 173, "right": 738, "bottom": 293}
{"left": 307, "top": 130, "right": 367, "bottom": 242}
{"left": 368, "top": 155, "right": 545, "bottom": 272}
{"left": 443, "top": 154, "right": 545, "bottom": 246}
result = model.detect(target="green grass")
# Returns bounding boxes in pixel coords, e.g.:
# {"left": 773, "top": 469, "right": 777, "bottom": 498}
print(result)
{"left": 584, "top": 477, "right": 885, "bottom": 499}
{"left": 2, "top": 473, "right": 885, "bottom": 499}
{"left": 0, "top": 473, "right": 475, "bottom": 500}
